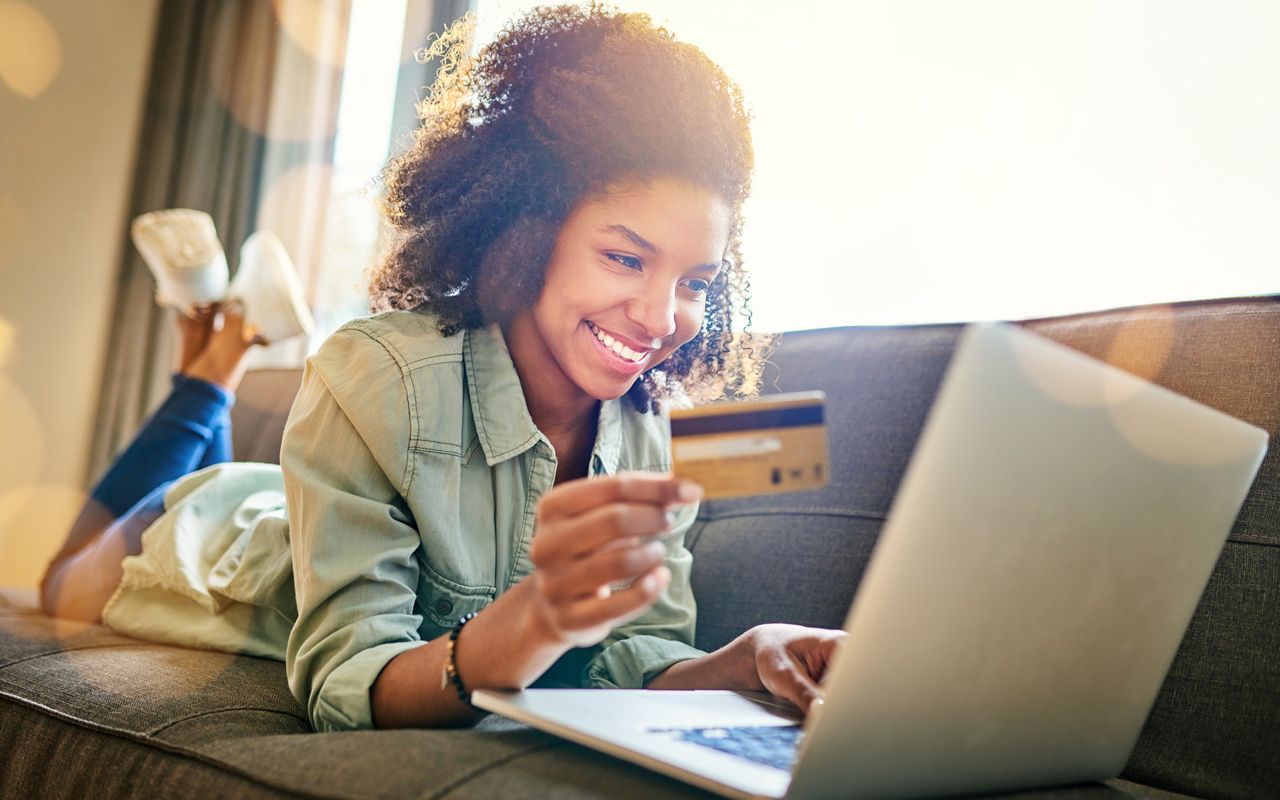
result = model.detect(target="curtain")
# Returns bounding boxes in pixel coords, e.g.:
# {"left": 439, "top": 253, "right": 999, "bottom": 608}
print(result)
{"left": 87, "top": 0, "right": 349, "bottom": 482}
{"left": 87, "top": 0, "right": 478, "bottom": 482}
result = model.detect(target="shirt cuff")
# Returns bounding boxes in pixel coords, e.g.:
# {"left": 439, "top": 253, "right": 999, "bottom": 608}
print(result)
{"left": 584, "top": 634, "right": 706, "bottom": 689}
{"left": 303, "top": 640, "right": 425, "bottom": 732}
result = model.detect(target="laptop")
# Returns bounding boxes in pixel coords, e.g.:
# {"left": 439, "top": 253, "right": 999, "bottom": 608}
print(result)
{"left": 474, "top": 322, "right": 1267, "bottom": 800}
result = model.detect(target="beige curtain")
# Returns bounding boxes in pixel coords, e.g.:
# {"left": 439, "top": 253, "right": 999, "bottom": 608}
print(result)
{"left": 88, "top": 0, "right": 349, "bottom": 482}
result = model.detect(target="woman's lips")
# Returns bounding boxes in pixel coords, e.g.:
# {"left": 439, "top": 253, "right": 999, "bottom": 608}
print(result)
{"left": 585, "top": 321, "right": 651, "bottom": 376}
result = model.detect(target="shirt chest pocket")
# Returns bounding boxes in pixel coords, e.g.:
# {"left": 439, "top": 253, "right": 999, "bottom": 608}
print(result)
{"left": 417, "top": 568, "right": 496, "bottom": 629}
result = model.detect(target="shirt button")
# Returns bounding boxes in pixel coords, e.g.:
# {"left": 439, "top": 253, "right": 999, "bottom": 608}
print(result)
{"left": 435, "top": 599, "right": 453, "bottom": 616}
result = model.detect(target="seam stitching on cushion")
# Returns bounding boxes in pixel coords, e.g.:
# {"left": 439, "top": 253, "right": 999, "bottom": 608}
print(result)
{"left": 147, "top": 704, "right": 309, "bottom": 735}
{"left": 0, "top": 640, "right": 172, "bottom": 671}
{"left": 422, "top": 739, "right": 566, "bottom": 800}
{"left": 1225, "top": 533, "right": 1279, "bottom": 548}
{"left": 0, "top": 693, "right": 332, "bottom": 800}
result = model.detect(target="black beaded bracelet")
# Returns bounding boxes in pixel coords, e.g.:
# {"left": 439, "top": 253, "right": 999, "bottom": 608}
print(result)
{"left": 441, "top": 612, "right": 478, "bottom": 705}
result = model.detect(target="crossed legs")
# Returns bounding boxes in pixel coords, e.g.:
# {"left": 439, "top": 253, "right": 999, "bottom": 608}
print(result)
{"left": 40, "top": 306, "right": 260, "bottom": 622}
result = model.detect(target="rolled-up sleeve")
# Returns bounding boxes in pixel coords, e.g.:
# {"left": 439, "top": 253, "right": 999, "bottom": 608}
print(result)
{"left": 281, "top": 326, "right": 425, "bottom": 732}
{"left": 584, "top": 501, "right": 706, "bottom": 688}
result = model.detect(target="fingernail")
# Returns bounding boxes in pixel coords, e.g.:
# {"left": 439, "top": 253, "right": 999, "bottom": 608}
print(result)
{"left": 677, "top": 480, "right": 703, "bottom": 503}
{"left": 641, "top": 573, "right": 658, "bottom": 592}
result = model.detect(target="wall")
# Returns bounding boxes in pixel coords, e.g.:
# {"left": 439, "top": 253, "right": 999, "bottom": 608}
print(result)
{"left": 0, "top": 0, "right": 161, "bottom": 588}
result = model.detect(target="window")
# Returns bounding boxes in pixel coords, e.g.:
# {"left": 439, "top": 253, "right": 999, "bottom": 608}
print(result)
{"left": 476, "top": 1, "right": 1280, "bottom": 331}
{"left": 307, "top": 1, "right": 1280, "bottom": 338}
{"left": 307, "top": 0, "right": 407, "bottom": 349}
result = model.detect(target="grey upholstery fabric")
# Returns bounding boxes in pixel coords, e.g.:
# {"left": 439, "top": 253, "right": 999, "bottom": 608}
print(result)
{"left": 4, "top": 296, "right": 1278, "bottom": 799}
{"left": 230, "top": 368, "right": 304, "bottom": 464}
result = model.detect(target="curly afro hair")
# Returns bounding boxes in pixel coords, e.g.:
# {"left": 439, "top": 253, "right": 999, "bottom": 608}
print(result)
{"left": 368, "top": 3, "right": 771, "bottom": 413}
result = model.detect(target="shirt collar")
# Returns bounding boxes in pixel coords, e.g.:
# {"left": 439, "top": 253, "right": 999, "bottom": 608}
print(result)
{"left": 464, "top": 323, "right": 540, "bottom": 466}
{"left": 464, "top": 322, "right": 626, "bottom": 472}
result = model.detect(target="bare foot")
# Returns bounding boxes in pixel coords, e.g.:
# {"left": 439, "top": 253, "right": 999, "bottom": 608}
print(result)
{"left": 181, "top": 303, "right": 263, "bottom": 392}
{"left": 176, "top": 304, "right": 218, "bottom": 373}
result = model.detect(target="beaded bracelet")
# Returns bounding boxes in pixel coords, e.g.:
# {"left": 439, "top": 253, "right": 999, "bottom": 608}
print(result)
{"left": 441, "top": 612, "right": 478, "bottom": 705}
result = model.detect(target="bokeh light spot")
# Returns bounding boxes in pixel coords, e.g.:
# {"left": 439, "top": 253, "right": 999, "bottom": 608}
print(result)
{"left": 1012, "top": 327, "right": 1111, "bottom": 408}
{"left": 271, "top": 0, "right": 349, "bottom": 68}
{"left": 254, "top": 160, "right": 334, "bottom": 280}
{"left": 1100, "top": 306, "right": 1176, "bottom": 406}
{"left": 0, "top": 1, "right": 62, "bottom": 99}
{"left": 0, "top": 372, "right": 44, "bottom": 498}
{"left": 1108, "top": 387, "right": 1263, "bottom": 468}
{"left": 0, "top": 317, "right": 14, "bottom": 369}
{"left": 0, "top": 484, "right": 84, "bottom": 591}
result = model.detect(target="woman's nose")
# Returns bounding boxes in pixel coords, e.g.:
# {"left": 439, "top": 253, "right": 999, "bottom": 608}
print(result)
{"left": 625, "top": 283, "right": 678, "bottom": 341}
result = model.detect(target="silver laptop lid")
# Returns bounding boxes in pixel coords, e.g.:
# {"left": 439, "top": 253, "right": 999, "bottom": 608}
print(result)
{"left": 788, "top": 322, "right": 1267, "bottom": 800}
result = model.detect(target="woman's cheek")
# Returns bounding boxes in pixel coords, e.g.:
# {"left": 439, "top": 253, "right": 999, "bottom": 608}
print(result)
{"left": 678, "top": 304, "right": 706, "bottom": 347}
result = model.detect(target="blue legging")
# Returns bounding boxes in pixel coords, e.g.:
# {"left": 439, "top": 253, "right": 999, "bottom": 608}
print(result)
{"left": 41, "top": 374, "right": 235, "bottom": 619}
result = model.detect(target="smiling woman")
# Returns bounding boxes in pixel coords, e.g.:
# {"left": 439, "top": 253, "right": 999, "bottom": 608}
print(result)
{"left": 40, "top": 3, "right": 843, "bottom": 736}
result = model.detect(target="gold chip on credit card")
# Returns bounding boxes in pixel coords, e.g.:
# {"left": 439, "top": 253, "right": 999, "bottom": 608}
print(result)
{"left": 669, "top": 391, "right": 829, "bottom": 500}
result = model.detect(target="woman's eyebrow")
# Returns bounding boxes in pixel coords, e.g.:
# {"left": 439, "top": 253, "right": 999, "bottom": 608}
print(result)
{"left": 602, "top": 224, "right": 658, "bottom": 254}
{"left": 602, "top": 224, "right": 722, "bottom": 272}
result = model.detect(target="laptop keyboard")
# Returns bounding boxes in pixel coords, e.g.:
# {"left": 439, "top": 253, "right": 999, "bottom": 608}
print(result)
{"left": 654, "top": 725, "right": 804, "bottom": 772}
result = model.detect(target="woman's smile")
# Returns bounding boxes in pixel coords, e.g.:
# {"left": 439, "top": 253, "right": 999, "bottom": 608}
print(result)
{"left": 584, "top": 320, "right": 655, "bottom": 375}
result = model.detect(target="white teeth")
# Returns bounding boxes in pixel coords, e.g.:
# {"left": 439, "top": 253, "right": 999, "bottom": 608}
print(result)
{"left": 588, "top": 322, "right": 645, "bottom": 363}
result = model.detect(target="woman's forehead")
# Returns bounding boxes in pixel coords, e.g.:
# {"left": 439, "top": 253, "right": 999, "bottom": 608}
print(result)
{"left": 576, "top": 180, "right": 731, "bottom": 256}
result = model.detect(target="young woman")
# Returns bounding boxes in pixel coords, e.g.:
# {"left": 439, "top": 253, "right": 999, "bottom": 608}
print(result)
{"left": 41, "top": 5, "right": 843, "bottom": 733}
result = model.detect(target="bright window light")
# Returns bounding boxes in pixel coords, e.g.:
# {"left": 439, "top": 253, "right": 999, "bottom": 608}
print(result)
{"left": 476, "top": 0, "right": 1280, "bottom": 332}
{"left": 309, "top": 0, "right": 407, "bottom": 347}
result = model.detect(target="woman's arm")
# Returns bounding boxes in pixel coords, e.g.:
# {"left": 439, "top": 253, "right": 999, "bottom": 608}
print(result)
{"left": 370, "top": 577, "right": 561, "bottom": 727}
{"left": 371, "top": 473, "right": 702, "bottom": 728}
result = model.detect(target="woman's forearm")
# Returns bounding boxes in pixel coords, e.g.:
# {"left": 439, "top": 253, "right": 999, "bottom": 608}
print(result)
{"left": 370, "top": 577, "right": 567, "bottom": 728}
{"left": 645, "top": 629, "right": 764, "bottom": 692}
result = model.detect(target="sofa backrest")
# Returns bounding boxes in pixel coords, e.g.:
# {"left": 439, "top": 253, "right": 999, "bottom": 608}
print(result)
{"left": 231, "top": 297, "right": 1280, "bottom": 798}
{"left": 230, "top": 368, "right": 303, "bottom": 464}
{"left": 688, "top": 296, "right": 1279, "bottom": 799}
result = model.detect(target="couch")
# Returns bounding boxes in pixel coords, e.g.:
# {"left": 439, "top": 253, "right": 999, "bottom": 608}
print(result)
{"left": 3, "top": 296, "right": 1277, "bottom": 799}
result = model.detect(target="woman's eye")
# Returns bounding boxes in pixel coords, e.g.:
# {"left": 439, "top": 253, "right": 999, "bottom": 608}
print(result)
{"left": 607, "top": 253, "right": 642, "bottom": 270}
{"left": 684, "top": 279, "right": 711, "bottom": 294}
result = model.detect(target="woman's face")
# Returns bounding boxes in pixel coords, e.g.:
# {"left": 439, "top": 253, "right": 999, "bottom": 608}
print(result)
{"left": 509, "top": 178, "right": 731, "bottom": 410}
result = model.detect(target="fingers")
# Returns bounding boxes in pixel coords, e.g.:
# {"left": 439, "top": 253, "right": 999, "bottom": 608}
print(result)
{"left": 531, "top": 502, "right": 671, "bottom": 566}
{"left": 768, "top": 651, "right": 824, "bottom": 713}
{"left": 537, "top": 472, "right": 701, "bottom": 520}
{"left": 539, "top": 540, "right": 668, "bottom": 602}
{"left": 543, "top": 565, "right": 671, "bottom": 638}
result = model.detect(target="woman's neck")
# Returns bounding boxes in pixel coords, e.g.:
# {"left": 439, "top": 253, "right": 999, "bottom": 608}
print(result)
{"left": 500, "top": 314, "right": 600, "bottom": 473}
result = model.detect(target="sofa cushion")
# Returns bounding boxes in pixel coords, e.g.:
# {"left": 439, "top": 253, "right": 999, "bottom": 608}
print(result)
{"left": 0, "top": 587, "right": 721, "bottom": 799}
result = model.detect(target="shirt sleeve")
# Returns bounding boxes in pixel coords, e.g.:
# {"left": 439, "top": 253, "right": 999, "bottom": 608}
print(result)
{"left": 582, "top": 500, "right": 707, "bottom": 688}
{"left": 281, "top": 325, "right": 425, "bottom": 732}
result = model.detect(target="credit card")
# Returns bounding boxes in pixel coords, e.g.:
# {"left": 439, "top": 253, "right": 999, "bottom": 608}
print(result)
{"left": 669, "top": 391, "right": 829, "bottom": 500}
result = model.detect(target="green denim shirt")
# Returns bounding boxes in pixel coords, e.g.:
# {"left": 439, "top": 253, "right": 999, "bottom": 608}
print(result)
{"left": 103, "top": 310, "right": 704, "bottom": 733}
